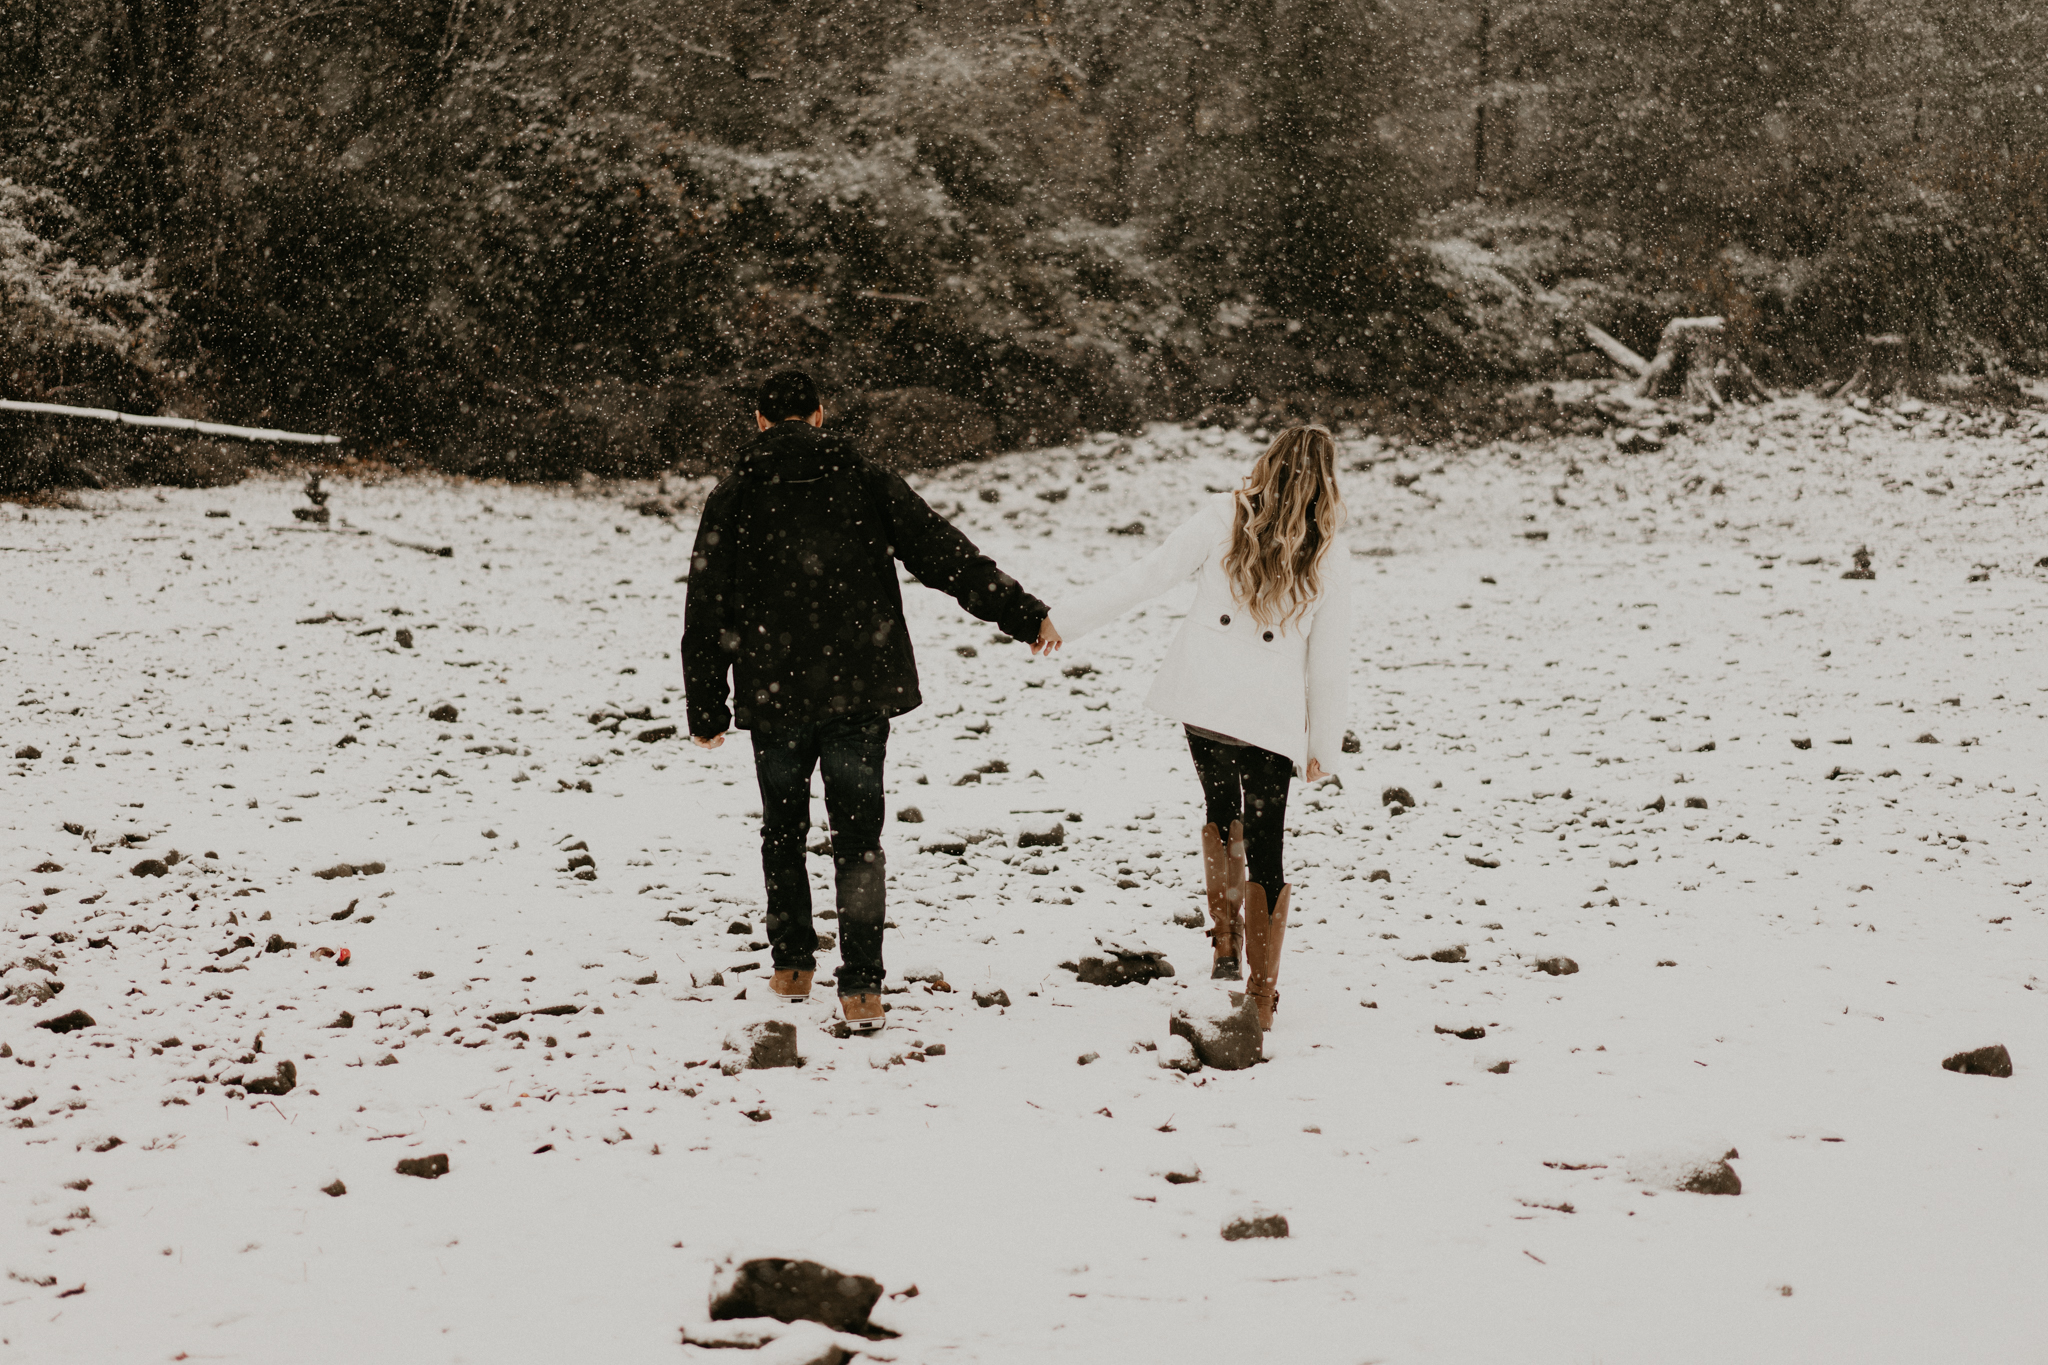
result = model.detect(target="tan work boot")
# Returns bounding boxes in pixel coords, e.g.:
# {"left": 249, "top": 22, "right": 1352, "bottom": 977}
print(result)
{"left": 1242, "top": 882, "right": 1292, "bottom": 1031}
{"left": 770, "top": 968, "right": 814, "bottom": 1001}
{"left": 1265, "top": 884, "right": 1292, "bottom": 1024}
{"left": 840, "top": 992, "right": 886, "bottom": 1034}
{"left": 1200, "top": 822, "right": 1243, "bottom": 980}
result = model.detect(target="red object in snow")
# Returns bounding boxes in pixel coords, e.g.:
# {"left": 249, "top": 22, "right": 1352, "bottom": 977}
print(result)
{"left": 336, "top": 947, "right": 352, "bottom": 966}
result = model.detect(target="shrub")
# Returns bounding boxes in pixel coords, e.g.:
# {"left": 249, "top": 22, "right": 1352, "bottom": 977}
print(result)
{"left": 0, "top": 179, "right": 169, "bottom": 408}
{"left": 0, "top": 179, "right": 203, "bottom": 492}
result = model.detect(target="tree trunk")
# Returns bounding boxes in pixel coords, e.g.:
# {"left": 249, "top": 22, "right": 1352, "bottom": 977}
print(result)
{"left": 1635, "top": 316, "right": 1766, "bottom": 406}
{"left": 1473, "top": 2, "right": 1491, "bottom": 195}
{"left": 103, "top": 0, "right": 200, "bottom": 236}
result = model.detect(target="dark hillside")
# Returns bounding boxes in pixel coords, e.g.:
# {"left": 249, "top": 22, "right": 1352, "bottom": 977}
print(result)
{"left": 3, "top": 1, "right": 2043, "bottom": 489}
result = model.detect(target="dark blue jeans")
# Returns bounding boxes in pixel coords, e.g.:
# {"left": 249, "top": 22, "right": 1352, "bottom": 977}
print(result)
{"left": 751, "top": 715, "right": 889, "bottom": 994}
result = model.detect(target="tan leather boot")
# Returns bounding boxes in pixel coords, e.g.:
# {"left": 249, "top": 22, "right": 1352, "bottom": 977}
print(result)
{"left": 1227, "top": 819, "right": 1248, "bottom": 912}
{"left": 1243, "top": 882, "right": 1275, "bottom": 1030}
{"left": 770, "top": 968, "right": 814, "bottom": 1001}
{"left": 1200, "top": 822, "right": 1242, "bottom": 980}
{"left": 840, "top": 992, "right": 886, "bottom": 1034}
{"left": 1265, "top": 884, "right": 1292, "bottom": 1024}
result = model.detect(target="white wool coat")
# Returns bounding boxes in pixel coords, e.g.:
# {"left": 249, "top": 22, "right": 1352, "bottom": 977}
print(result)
{"left": 1051, "top": 493, "right": 1352, "bottom": 772}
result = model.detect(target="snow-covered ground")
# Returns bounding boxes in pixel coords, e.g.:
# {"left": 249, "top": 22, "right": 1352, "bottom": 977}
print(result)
{"left": 4, "top": 404, "right": 2046, "bottom": 1364}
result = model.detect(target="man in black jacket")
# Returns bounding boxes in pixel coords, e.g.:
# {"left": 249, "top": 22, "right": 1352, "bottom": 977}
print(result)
{"left": 682, "top": 370, "right": 1058, "bottom": 1033}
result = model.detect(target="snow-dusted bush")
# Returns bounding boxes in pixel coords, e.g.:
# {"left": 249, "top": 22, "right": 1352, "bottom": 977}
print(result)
{"left": 0, "top": 180, "right": 216, "bottom": 493}
{"left": 1399, "top": 202, "right": 1681, "bottom": 382}
{"left": 0, "top": 179, "right": 169, "bottom": 406}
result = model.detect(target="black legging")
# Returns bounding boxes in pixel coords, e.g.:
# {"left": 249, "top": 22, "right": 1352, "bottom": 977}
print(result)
{"left": 1186, "top": 730, "right": 1293, "bottom": 895}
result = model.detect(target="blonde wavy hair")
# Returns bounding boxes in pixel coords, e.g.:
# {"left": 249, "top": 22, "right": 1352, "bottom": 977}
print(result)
{"left": 1222, "top": 424, "right": 1344, "bottom": 628}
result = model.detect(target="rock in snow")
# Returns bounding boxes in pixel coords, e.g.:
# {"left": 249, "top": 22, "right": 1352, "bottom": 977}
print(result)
{"left": 1221, "top": 1209, "right": 1290, "bottom": 1240}
{"left": 725, "top": 1018, "right": 804, "bottom": 1070}
{"left": 1941, "top": 1044, "right": 2013, "bottom": 1077}
{"left": 1625, "top": 1148, "right": 1743, "bottom": 1196}
{"left": 242, "top": 1059, "right": 298, "bottom": 1095}
{"left": 1016, "top": 818, "right": 1066, "bottom": 848}
{"left": 1676, "top": 1159, "right": 1744, "bottom": 1196}
{"left": 311, "top": 861, "right": 386, "bottom": 880}
{"left": 1169, "top": 990, "right": 1262, "bottom": 1070}
{"left": 1068, "top": 937, "right": 1175, "bottom": 986}
{"left": 707, "top": 1256, "right": 883, "bottom": 1334}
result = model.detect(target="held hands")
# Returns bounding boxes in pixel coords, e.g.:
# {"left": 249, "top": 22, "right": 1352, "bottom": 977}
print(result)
{"left": 692, "top": 733, "right": 725, "bottom": 750}
{"left": 1305, "top": 758, "right": 1326, "bottom": 783}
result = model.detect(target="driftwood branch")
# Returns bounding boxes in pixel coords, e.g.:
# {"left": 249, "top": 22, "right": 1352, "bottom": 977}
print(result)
{"left": 0, "top": 398, "right": 341, "bottom": 446}
{"left": 1583, "top": 322, "right": 1649, "bottom": 378}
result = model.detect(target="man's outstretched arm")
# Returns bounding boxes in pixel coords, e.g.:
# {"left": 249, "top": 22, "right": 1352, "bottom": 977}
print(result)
{"left": 879, "top": 471, "right": 1050, "bottom": 642}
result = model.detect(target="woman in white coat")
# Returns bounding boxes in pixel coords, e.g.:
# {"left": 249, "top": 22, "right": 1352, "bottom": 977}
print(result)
{"left": 1047, "top": 425, "right": 1351, "bottom": 1029}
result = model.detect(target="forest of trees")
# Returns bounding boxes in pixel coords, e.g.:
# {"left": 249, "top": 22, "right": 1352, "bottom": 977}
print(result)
{"left": 3, "top": 0, "right": 2046, "bottom": 488}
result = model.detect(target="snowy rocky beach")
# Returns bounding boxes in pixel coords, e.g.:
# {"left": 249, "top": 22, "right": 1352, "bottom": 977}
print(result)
{"left": 4, "top": 402, "right": 2047, "bottom": 1363}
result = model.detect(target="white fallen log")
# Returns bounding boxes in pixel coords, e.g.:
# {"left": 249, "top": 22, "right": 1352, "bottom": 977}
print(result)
{"left": 0, "top": 398, "right": 341, "bottom": 445}
{"left": 1583, "top": 323, "right": 1649, "bottom": 378}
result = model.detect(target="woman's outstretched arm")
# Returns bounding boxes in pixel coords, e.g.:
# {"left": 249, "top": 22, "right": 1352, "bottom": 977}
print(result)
{"left": 1049, "top": 503, "right": 1220, "bottom": 641}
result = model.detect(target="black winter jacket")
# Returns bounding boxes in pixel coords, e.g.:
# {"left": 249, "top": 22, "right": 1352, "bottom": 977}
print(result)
{"left": 682, "top": 421, "right": 1048, "bottom": 736}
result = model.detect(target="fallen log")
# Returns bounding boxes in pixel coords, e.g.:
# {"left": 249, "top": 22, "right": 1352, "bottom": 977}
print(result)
{"left": 0, "top": 398, "right": 340, "bottom": 446}
{"left": 1583, "top": 323, "right": 1650, "bottom": 379}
